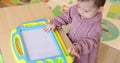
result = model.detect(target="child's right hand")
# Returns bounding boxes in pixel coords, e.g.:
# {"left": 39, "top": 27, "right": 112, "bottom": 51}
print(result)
{"left": 44, "top": 23, "right": 56, "bottom": 32}
{"left": 68, "top": 46, "right": 80, "bottom": 58}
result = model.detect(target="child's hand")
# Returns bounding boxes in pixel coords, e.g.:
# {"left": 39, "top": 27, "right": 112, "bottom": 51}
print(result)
{"left": 68, "top": 46, "right": 80, "bottom": 58}
{"left": 44, "top": 23, "right": 56, "bottom": 32}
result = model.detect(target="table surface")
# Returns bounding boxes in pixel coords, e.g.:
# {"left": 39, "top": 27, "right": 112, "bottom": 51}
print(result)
{"left": 0, "top": 2, "right": 72, "bottom": 63}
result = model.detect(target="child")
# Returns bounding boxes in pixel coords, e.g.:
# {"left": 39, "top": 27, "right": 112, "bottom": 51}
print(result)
{"left": 44, "top": 0, "right": 106, "bottom": 63}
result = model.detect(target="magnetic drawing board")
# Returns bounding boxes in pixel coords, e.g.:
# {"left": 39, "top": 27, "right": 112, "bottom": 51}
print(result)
{"left": 11, "top": 18, "right": 72, "bottom": 63}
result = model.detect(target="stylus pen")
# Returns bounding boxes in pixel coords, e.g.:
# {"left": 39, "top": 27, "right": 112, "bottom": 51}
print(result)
{"left": 48, "top": 28, "right": 52, "bottom": 32}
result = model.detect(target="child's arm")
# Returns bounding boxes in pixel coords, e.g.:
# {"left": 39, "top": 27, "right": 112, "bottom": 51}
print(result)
{"left": 50, "top": 5, "right": 77, "bottom": 29}
{"left": 44, "top": 5, "right": 77, "bottom": 32}
{"left": 73, "top": 26, "right": 102, "bottom": 54}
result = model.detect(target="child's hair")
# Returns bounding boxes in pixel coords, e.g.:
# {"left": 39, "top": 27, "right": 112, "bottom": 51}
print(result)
{"left": 77, "top": 0, "right": 106, "bottom": 7}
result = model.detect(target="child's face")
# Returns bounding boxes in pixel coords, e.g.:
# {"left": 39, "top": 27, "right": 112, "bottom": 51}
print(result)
{"left": 77, "top": 1, "right": 101, "bottom": 19}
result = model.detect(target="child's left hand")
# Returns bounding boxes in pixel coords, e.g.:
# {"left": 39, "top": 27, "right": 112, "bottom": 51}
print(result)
{"left": 68, "top": 46, "right": 80, "bottom": 58}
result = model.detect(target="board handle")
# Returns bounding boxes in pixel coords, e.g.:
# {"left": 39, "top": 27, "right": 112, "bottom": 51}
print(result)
{"left": 11, "top": 29, "right": 24, "bottom": 57}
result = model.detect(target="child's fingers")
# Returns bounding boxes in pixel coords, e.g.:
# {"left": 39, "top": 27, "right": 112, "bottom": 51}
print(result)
{"left": 68, "top": 48, "right": 74, "bottom": 56}
{"left": 51, "top": 24, "right": 56, "bottom": 31}
{"left": 68, "top": 47, "right": 72, "bottom": 52}
{"left": 43, "top": 24, "right": 48, "bottom": 32}
{"left": 51, "top": 27, "right": 55, "bottom": 31}
{"left": 74, "top": 53, "right": 80, "bottom": 58}
{"left": 69, "top": 48, "right": 80, "bottom": 58}
{"left": 69, "top": 49, "right": 75, "bottom": 56}
{"left": 44, "top": 27, "right": 48, "bottom": 32}
{"left": 44, "top": 27, "right": 50, "bottom": 32}
{"left": 43, "top": 24, "right": 51, "bottom": 32}
{"left": 43, "top": 27, "right": 47, "bottom": 32}
{"left": 44, "top": 23, "right": 56, "bottom": 32}
{"left": 47, "top": 28, "right": 51, "bottom": 32}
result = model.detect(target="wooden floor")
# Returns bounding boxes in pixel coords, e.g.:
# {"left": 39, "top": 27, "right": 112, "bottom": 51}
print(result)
{"left": 98, "top": 43, "right": 120, "bottom": 63}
